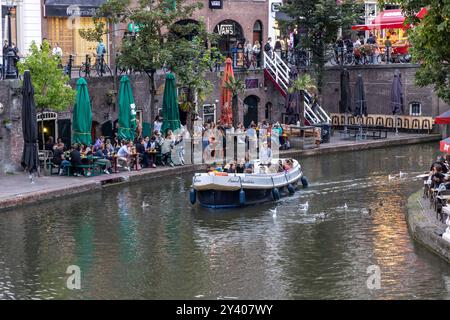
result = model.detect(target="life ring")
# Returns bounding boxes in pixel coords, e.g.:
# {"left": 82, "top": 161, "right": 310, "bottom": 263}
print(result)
{"left": 215, "top": 172, "right": 228, "bottom": 176}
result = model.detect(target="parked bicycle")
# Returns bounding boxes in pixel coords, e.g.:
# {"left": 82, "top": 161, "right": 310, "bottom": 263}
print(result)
{"left": 79, "top": 54, "right": 92, "bottom": 78}
{"left": 95, "top": 54, "right": 112, "bottom": 77}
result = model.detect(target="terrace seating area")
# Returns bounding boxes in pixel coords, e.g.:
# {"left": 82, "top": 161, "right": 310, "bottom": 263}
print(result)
{"left": 330, "top": 113, "right": 434, "bottom": 134}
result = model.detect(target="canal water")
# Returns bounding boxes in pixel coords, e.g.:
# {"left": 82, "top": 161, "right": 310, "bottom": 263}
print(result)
{"left": 0, "top": 143, "right": 449, "bottom": 299}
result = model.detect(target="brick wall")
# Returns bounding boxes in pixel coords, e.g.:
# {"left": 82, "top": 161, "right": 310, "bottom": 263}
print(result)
{"left": 322, "top": 64, "right": 450, "bottom": 117}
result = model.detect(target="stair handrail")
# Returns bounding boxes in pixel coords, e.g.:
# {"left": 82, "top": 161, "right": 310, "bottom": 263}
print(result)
{"left": 263, "top": 52, "right": 289, "bottom": 92}
{"left": 304, "top": 102, "right": 321, "bottom": 124}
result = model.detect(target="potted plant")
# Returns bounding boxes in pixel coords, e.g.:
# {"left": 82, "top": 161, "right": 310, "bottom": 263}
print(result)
{"left": 3, "top": 118, "right": 12, "bottom": 130}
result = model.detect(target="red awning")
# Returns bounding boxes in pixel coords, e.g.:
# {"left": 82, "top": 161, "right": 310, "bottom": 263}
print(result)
{"left": 351, "top": 8, "right": 427, "bottom": 31}
{"left": 435, "top": 109, "right": 450, "bottom": 125}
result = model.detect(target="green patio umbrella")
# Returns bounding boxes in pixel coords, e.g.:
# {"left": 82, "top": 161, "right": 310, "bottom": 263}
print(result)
{"left": 118, "top": 75, "right": 137, "bottom": 141}
{"left": 72, "top": 77, "right": 92, "bottom": 145}
{"left": 161, "top": 73, "right": 180, "bottom": 134}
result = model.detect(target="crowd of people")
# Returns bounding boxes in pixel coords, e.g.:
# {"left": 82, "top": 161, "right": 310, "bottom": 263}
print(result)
{"left": 426, "top": 155, "right": 450, "bottom": 223}
{"left": 45, "top": 119, "right": 186, "bottom": 176}
{"left": 43, "top": 117, "right": 291, "bottom": 177}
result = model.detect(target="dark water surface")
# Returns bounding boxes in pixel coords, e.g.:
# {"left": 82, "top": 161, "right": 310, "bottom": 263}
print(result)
{"left": 0, "top": 143, "right": 449, "bottom": 299}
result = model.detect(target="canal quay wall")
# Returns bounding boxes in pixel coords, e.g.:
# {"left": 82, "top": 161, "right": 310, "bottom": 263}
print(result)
{"left": 0, "top": 133, "right": 442, "bottom": 212}
{"left": 323, "top": 64, "right": 450, "bottom": 118}
{"left": 406, "top": 191, "right": 450, "bottom": 264}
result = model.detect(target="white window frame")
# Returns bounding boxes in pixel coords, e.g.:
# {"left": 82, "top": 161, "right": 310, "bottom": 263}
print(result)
{"left": 409, "top": 102, "right": 422, "bottom": 116}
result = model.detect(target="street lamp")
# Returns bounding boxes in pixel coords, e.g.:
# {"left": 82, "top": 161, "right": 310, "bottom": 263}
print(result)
{"left": 4, "top": 0, "right": 20, "bottom": 79}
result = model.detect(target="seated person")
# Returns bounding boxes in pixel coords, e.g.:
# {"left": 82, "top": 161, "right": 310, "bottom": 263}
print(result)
{"left": 243, "top": 156, "right": 253, "bottom": 174}
{"left": 69, "top": 144, "right": 83, "bottom": 176}
{"left": 136, "top": 138, "right": 147, "bottom": 168}
{"left": 117, "top": 140, "right": 131, "bottom": 171}
{"left": 431, "top": 164, "right": 445, "bottom": 189}
{"left": 94, "top": 143, "right": 113, "bottom": 174}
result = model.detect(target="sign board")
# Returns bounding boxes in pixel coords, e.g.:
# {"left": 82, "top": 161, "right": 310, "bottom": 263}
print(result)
{"left": 245, "top": 79, "right": 259, "bottom": 89}
{"left": 271, "top": 2, "right": 282, "bottom": 12}
{"left": 217, "top": 24, "right": 234, "bottom": 35}
{"left": 128, "top": 23, "right": 141, "bottom": 33}
{"left": 44, "top": 5, "right": 98, "bottom": 17}
{"left": 202, "top": 104, "right": 216, "bottom": 124}
{"left": 209, "top": 0, "right": 223, "bottom": 9}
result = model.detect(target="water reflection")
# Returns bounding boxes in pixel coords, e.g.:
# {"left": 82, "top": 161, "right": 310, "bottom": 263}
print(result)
{"left": 0, "top": 143, "right": 449, "bottom": 299}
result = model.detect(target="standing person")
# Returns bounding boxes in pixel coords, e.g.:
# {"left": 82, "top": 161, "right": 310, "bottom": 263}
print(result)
{"left": 153, "top": 115, "right": 163, "bottom": 134}
{"left": 2, "top": 40, "right": 8, "bottom": 76}
{"left": 264, "top": 37, "right": 273, "bottom": 61}
{"left": 244, "top": 41, "right": 253, "bottom": 68}
{"left": 96, "top": 40, "right": 106, "bottom": 58}
{"left": 384, "top": 35, "right": 392, "bottom": 64}
{"left": 252, "top": 41, "right": 261, "bottom": 68}
{"left": 335, "top": 37, "right": 344, "bottom": 64}
{"left": 274, "top": 38, "right": 282, "bottom": 59}
{"left": 52, "top": 42, "right": 63, "bottom": 57}
{"left": 10, "top": 42, "right": 20, "bottom": 72}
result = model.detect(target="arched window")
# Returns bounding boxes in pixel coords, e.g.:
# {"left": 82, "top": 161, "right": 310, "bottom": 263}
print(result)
{"left": 253, "top": 20, "right": 263, "bottom": 45}
{"left": 409, "top": 101, "right": 422, "bottom": 116}
{"left": 213, "top": 20, "right": 244, "bottom": 57}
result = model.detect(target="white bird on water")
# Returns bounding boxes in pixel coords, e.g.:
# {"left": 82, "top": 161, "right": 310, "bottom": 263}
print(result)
{"left": 388, "top": 174, "right": 396, "bottom": 181}
{"left": 141, "top": 201, "right": 150, "bottom": 208}
{"left": 299, "top": 201, "right": 309, "bottom": 211}
{"left": 399, "top": 171, "right": 407, "bottom": 178}
{"left": 343, "top": 203, "right": 348, "bottom": 210}
{"left": 270, "top": 208, "right": 277, "bottom": 218}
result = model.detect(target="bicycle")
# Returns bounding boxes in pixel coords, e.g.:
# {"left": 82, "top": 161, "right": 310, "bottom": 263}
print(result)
{"left": 79, "top": 54, "right": 92, "bottom": 78}
{"left": 95, "top": 54, "right": 112, "bottom": 77}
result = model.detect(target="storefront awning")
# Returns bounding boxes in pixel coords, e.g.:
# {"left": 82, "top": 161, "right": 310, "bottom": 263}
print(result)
{"left": 435, "top": 110, "right": 450, "bottom": 125}
{"left": 44, "top": 0, "right": 107, "bottom": 17}
{"left": 351, "top": 8, "right": 427, "bottom": 31}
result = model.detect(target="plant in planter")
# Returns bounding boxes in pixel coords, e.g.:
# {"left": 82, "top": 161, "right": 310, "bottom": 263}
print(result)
{"left": 3, "top": 118, "right": 12, "bottom": 130}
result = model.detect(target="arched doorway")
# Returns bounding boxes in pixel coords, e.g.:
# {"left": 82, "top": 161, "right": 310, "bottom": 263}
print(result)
{"left": 243, "top": 95, "right": 259, "bottom": 128}
{"left": 170, "top": 19, "right": 200, "bottom": 41}
{"left": 37, "top": 111, "right": 58, "bottom": 149}
{"left": 214, "top": 20, "right": 244, "bottom": 57}
{"left": 253, "top": 20, "right": 263, "bottom": 45}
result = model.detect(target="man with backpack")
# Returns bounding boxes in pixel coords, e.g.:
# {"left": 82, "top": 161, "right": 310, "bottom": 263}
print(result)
{"left": 264, "top": 38, "right": 273, "bottom": 65}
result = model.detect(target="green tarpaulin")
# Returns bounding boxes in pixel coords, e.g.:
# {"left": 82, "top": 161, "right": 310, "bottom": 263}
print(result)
{"left": 161, "top": 73, "right": 180, "bottom": 134}
{"left": 72, "top": 77, "right": 92, "bottom": 145}
{"left": 118, "top": 76, "right": 137, "bottom": 141}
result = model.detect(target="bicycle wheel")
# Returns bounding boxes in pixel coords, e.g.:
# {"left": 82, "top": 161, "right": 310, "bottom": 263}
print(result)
{"left": 104, "top": 64, "right": 112, "bottom": 76}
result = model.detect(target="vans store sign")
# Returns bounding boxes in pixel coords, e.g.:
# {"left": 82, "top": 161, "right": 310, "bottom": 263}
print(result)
{"left": 209, "top": 0, "right": 223, "bottom": 9}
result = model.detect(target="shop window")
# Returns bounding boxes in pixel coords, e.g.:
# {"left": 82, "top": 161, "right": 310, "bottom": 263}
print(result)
{"left": 409, "top": 102, "right": 421, "bottom": 116}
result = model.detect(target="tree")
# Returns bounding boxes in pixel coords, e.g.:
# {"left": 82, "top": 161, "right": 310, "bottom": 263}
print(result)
{"left": 224, "top": 75, "right": 245, "bottom": 128}
{"left": 18, "top": 41, "right": 76, "bottom": 146}
{"left": 288, "top": 73, "right": 317, "bottom": 126}
{"left": 81, "top": 0, "right": 206, "bottom": 129}
{"left": 381, "top": 0, "right": 450, "bottom": 104}
{"left": 280, "top": 0, "right": 362, "bottom": 92}
{"left": 167, "top": 20, "right": 223, "bottom": 131}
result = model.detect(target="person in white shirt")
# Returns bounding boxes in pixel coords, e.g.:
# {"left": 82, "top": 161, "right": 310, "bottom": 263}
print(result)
{"left": 117, "top": 141, "right": 131, "bottom": 171}
{"left": 259, "top": 142, "right": 273, "bottom": 165}
{"left": 153, "top": 115, "right": 163, "bottom": 134}
{"left": 52, "top": 43, "right": 63, "bottom": 57}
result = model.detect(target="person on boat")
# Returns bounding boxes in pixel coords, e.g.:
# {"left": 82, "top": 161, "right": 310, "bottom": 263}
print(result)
{"left": 277, "top": 160, "right": 284, "bottom": 173}
{"left": 259, "top": 141, "right": 273, "bottom": 165}
{"left": 243, "top": 154, "right": 253, "bottom": 173}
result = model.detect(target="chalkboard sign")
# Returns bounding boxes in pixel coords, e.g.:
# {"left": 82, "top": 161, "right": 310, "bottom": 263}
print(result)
{"left": 209, "top": 0, "right": 223, "bottom": 9}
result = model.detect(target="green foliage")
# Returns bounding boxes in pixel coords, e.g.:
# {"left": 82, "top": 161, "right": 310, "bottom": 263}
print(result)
{"left": 224, "top": 75, "right": 245, "bottom": 97}
{"left": 288, "top": 73, "right": 317, "bottom": 94}
{"left": 383, "top": 0, "right": 450, "bottom": 103}
{"left": 17, "top": 41, "right": 76, "bottom": 111}
{"left": 280, "top": 0, "right": 362, "bottom": 92}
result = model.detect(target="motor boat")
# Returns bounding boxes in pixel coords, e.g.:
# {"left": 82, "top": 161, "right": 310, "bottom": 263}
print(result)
{"left": 190, "top": 159, "right": 308, "bottom": 208}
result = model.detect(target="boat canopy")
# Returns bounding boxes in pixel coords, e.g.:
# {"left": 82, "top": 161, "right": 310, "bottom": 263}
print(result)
{"left": 351, "top": 8, "right": 427, "bottom": 31}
